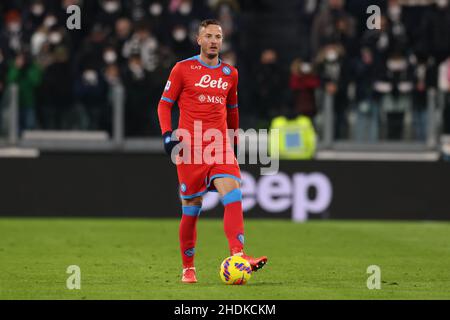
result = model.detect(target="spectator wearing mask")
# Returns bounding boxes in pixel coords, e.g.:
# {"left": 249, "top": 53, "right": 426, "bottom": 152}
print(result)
{"left": 6, "top": 51, "right": 43, "bottom": 131}
{"left": 31, "top": 25, "right": 49, "bottom": 57}
{"left": 146, "top": 1, "right": 170, "bottom": 40}
{"left": 0, "top": 10, "right": 25, "bottom": 59}
{"left": 47, "top": 26, "right": 69, "bottom": 52}
{"left": 32, "top": 24, "right": 72, "bottom": 127}
{"left": 289, "top": 58, "right": 320, "bottom": 118}
{"left": 102, "top": 44, "right": 119, "bottom": 68}
{"left": 170, "top": 24, "right": 196, "bottom": 59}
{"left": 76, "top": 24, "right": 110, "bottom": 76}
{"left": 73, "top": 24, "right": 108, "bottom": 85}
{"left": 353, "top": 47, "right": 379, "bottom": 142}
{"left": 97, "top": 0, "right": 124, "bottom": 30}
{"left": 316, "top": 43, "right": 351, "bottom": 139}
{"left": 30, "top": 13, "right": 62, "bottom": 58}
{"left": 311, "top": 0, "right": 356, "bottom": 58}
{"left": 167, "top": 0, "right": 213, "bottom": 51}
{"left": 168, "top": 0, "right": 211, "bottom": 25}
{"left": 23, "top": 0, "right": 47, "bottom": 35}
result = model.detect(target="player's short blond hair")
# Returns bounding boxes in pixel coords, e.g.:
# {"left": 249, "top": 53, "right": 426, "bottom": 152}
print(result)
{"left": 198, "top": 19, "right": 221, "bottom": 33}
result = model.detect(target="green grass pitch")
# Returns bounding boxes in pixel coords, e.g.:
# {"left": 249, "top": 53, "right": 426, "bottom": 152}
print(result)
{"left": 1, "top": 218, "right": 449, "bottom": 300}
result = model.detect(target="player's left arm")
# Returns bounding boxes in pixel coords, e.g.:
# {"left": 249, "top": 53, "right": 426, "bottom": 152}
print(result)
{"left": 157, "top": 63, "right": 183, "bottom": 156}
{"left": 226, "top": 69, "right": 239, "bottom": 155}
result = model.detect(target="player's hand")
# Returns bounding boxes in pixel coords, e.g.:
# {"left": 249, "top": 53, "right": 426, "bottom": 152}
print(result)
{"left": 162, "top": 131, "right": 180, "bottom": 156}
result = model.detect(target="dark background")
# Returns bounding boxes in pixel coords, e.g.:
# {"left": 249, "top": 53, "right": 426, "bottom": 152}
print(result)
{"left": 1, "top": 153, "right": 449, "bottom": 220}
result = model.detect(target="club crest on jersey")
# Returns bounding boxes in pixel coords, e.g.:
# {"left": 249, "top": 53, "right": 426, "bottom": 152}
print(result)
{"left": 180, "top": 183, "right": 187, "bottom": 192}
{"left": 222, "top": 66, "right": 231, "bottom": 75}
{"left": 194, "top": 75, "right": 229, "bottom": 90}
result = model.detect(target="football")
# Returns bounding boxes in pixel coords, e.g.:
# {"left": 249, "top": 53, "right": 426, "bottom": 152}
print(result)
{"left": 219, "top": 256, "right": 252, "bottom": 285}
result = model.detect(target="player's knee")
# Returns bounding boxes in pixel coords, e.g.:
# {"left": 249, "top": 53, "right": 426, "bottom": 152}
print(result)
{"left": 181, "top": 197, "right": 202, "bottom": 207}
{"left": 221, "top": 188, "right": 242, "bottom": 206}
{"left": 213, "top": 177, "right": 240, "bottom": 195}
{"left": 182, "top": 205, "right": 202, "bottom": 217}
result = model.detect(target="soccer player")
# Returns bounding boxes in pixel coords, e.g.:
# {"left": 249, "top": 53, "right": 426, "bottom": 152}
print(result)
{"left": 157, "top": 19, "right": 267, "bottom": 283}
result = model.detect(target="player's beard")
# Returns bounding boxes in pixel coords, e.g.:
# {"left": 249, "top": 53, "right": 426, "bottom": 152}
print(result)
{"left": 206, "top": 52, "right": 218, "bottom": 60}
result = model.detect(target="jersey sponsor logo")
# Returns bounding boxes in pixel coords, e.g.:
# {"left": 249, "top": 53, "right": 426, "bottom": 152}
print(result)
{"left": 194, "top": 75, "right": 229, "bottom": 90}
{"left": 222, "top": 66, "right": 231, "bottom": 75}
{"left": 165, "top": 80, "right": 171, "bottom": 91}
{"left": 198, "top": 94, "right": 225, "bottom": 104}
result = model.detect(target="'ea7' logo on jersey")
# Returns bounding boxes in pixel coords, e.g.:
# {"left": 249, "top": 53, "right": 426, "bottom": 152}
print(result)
{"left": 194, "top": 75, "right": 229, "bottom": 90}
{"left": 165, "top": 80, "right": 171, "bottom": 91}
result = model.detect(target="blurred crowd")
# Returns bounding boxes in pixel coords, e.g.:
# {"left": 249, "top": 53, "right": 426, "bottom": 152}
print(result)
{"left": 255, "top": 0, "right": 450, "bottom": 142}
{"left": 283, "top": 0, "right": 450, "bottom": 141}
{"left": 0, "top": 0, "right": 450, "bottom": 141}
{"left": 0, "top": 0, "right": 240, "bottom": 136}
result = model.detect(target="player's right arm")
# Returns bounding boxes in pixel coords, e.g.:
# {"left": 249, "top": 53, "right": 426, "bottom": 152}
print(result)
{"left": 157, "top": 63, "right": 183, "bottom": 155}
